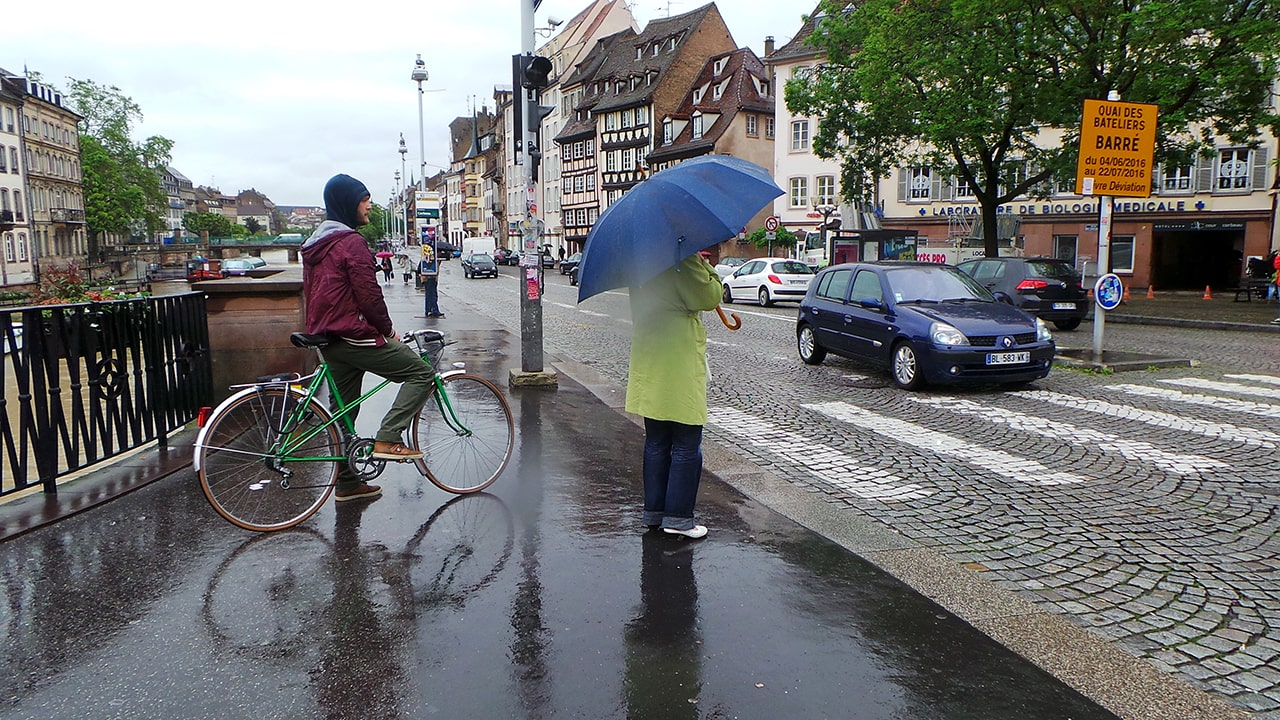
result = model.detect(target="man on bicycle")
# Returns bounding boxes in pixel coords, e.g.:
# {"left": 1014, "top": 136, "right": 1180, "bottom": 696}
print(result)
{"left": 300, "top": 173, "right": 434, "bottom": 501}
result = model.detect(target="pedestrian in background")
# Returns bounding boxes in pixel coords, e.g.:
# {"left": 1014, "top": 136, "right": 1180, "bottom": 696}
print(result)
{"left": 379, "top": 256, "right": 393, "bottom": 285}
{"left": 398, "top": 254, "right": 412, "bottom": 285}
{"left": 419, "top": 245, "right": 444, "bottom": 319}
{"left": 1271, "top": 250, "right": 1280, "bottom": 324}
{"left": 625, "top": 252, "right": 723, "bottom": 539}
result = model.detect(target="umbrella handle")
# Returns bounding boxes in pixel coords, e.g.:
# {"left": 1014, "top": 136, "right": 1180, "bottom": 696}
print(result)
{"left": 715, "top": 306, "right": 741, "bottom": 330}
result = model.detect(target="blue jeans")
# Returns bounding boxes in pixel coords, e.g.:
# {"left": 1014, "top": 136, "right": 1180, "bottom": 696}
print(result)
{"left": 641, "top": 418, "right": 703, "bottom": 531}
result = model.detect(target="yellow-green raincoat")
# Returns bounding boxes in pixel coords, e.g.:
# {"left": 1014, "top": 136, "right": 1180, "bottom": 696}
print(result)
{"left": 625, "top": 254, "right": 723, "bottom": 425}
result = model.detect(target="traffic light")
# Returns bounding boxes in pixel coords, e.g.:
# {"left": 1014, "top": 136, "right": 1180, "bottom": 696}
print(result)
{"left": 520, "top": 55, "right": 552, "bottom": 90}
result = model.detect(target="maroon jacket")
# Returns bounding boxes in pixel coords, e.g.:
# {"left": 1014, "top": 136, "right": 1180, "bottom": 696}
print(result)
{"left": 301, "top": 222, "right": 392, "bottom": 346}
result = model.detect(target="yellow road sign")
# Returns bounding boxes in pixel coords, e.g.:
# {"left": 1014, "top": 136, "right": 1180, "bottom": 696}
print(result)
{"left": 1075, "top": 99, "right": 1158, "bottom": 198}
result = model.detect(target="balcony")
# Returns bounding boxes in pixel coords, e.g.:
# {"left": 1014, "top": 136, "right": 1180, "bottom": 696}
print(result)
{"left": 0, "top": 209, "right": 12, "bottom": 230}
{"left": 50, "top": 207, "right": 86, "bottom": 224}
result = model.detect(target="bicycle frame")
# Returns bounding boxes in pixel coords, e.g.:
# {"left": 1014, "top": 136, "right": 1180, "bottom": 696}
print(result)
{"left": 264, "top": 353, "right": 472, "bottom": 465}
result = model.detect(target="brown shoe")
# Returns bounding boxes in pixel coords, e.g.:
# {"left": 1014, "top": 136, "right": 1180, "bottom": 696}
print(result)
{"left": 372, "top": 441, "right": 424, "bottom": 461}
{"left": 334, "top": 482, "right": 382, "bottom": 502}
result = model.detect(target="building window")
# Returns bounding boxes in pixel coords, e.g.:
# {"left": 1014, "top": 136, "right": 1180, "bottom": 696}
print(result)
{"left": 908, "top": 167, "right": 933, "bottom": 201}
{"left": 621, "top": 109, "right": 632, "bottom": 128}
{"left": 1108, "top": 235, "right": 1135, "bottom": 273}
{"left": 691, "top": 114, "right": 704, "bottom": 140}
{"left": 574, "top": 175, "right": 585, "bottom": 192}
{"left": 606, "top": 151, "right": 617, "bottom": 172}
{"left": 1216, "top": 148, "right": 1250, "bottom": 191}
{"left": 1161, "top": 163, "right": 1193, "bottom": 192}
{"left": 622, "top": 148, "right": 633, "bottom": 170}
{"left": 815, "top": 175, "right": 835, "bottom": 205}
{"left": 586, "top": 174, "right": 595, "bottom": 191}
{"left": 712, "top": 83, "right": 723, "bottom": 101}
{"left": 765, "top": 117, "right": 775, "bottom": 139}
{"left": 789, "top": 177, "right": 809, "bottom": 208}
{"left": 635, "top": 106, "right": 647, "bottom": 124}
{"left": 951, "top": 176, "right": 975, "bottom": 199}
{"left": 605, "top": 113, "right": 617, "bottom": 131}
{"left": 790, "top": 120, "right": 809, "bottom": 151}
{"left": 586, "top": 139, "right": 595, "bottom": 156}
{"left": 713, "top": 58, "right": 726, "bottom": 75}
{"left": 693, "top": 87, "right": 704, "bottom": 104}
{"left": 18, "top": 233, "right": 26, "bottom": 261}
{"left": 13, "top": 191, "right": 21, "bottom": 221}
{"left": 3, "top": 233, "right": 12, "bottom": 262}
{"left": 8, "top": 147, "right": 16, "bottom": 173}
{"left": 746, "top": 114, "right": 758, "bottom": 137}
{"left": 663, "top": 120, "right": 674, "bottom": 144}
{"left": 1053, "top": 235, "right": 1078, "bottom": 267}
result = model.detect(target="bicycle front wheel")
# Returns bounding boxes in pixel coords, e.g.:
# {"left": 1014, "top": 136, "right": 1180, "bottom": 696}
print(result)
{"left": 197, "top": 388, "right": 341, "bottom": 532}
{"left": 411, "top": 373, "right": 513, "bottom": 494}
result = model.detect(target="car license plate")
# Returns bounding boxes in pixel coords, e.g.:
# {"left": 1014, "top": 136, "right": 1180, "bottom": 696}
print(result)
{"left": 789, "top": 279, "right": 808, "bottom": 285}
{"left": 986, "top": 351, "right": 1030, "bottom": 365}
{"left": 1052, "top": 302, "right": 1076, "bottom": 310}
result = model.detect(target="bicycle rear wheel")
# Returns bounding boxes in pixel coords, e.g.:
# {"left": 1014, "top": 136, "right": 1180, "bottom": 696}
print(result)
{"left": 197, "top": 388, "right": 341, "bottom": 531}
{"left": 410, "top": 373, "right": 513, "bottom": 493}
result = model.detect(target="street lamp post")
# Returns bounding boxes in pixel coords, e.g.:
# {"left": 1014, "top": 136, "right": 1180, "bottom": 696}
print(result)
{"left": 814, "top": 202, "right": 838, "bottom": 266}
{"left": 399, "top": 135, "right": 409, "bottom": 246}
{"left": 393, "top": 170, "right": 401, "bottom": 243}
{"left": 412, "top": 55, "right": 429, "bottom": 193}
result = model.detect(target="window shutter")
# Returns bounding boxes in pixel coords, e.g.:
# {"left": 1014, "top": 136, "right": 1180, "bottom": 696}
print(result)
{"left": 1195, "top": 156, "right": 1214, "bottom": 192}
{"left": 931, "top": 173, "right": 943, "bottom": 200}
{"left": 897, "top": 169, "right": 908, "bottom": 202}
{"left": 1251, "top": 147, "right": 1270, "bottom": 190}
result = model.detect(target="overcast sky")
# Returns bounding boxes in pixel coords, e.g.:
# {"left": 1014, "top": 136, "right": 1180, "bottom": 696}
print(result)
{"left": 5, "top": 0, "right": 808, "bottom": 207}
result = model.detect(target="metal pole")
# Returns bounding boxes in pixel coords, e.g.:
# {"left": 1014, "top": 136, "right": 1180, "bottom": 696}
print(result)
{"left": 1091, "top": 90, "right": 1121, "bottom": 361}
{"left": 515, "top": 0, "right": 550, "bottom": 382}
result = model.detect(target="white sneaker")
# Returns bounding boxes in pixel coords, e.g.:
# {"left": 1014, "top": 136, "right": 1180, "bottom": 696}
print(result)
{"left": 662, "top": 525, "right": 708, "bottom": 539}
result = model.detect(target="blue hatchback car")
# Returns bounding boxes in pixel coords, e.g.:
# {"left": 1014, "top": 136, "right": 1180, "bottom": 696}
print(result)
{"left": 796, "top": 262, "right": 1055, "bottom": 389}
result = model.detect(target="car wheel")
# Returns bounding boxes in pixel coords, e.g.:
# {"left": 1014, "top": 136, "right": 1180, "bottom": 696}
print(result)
{"left": 1054, "top": 318, "right": 1082, "bottom": 331}
{"left": 890, "top": 340, "right": 924, "bottom": 390}
{"left": 570, "top": 271, "right": 578, "bottom": 287}
{"left": 797, "top": 325, "right": 827, "bottom": 365}
{"left": 757, "top": 287, "right": 772, "bottom": 307}
{"left": 722, "top": 284, "right": 733, "bottom": 304}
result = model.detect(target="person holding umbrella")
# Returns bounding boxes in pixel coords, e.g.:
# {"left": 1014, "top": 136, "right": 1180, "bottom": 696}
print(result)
{"left": 627, "top": 253, "right": 723, "bottom": 538}
{"left": 575, "top": 156, "right": 784, "bottom": 539}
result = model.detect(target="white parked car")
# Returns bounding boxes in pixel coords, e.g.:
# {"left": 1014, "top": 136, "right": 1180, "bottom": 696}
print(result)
{"left": 722, "top": 258, "right": 815, "bottom": 307}
{"left": 714, "top": 256, "right": 748, "bottom": 278}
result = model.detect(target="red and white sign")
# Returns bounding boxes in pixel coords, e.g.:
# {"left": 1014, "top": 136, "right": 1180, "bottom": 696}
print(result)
{"left": 764, "top": 216, "right": 780, "bottom": 232}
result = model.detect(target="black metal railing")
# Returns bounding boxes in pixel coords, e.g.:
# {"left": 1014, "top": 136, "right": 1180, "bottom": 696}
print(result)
{"left": 0, "top": 293, "right": 212, "bottom": 496}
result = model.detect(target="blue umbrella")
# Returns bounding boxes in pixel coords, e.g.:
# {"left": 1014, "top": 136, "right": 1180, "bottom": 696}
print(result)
{"left": 575, "top": 155, "right": 783, "bottom": 303}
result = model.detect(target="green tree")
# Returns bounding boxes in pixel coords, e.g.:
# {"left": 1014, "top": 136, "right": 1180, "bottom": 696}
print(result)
{"left": 63, "top": 79, "right": 173, "bottom": 247}
{"left": 183, "top": 211, "right": 234, "bottom": 237}
{"left": 244, "top": 217, "right": 264, "bottom": 235}
{"left": 787, "top": 0, "right": 1280, "bottom": 257}
{"left": 747, "top": 225, "right": 799, "bottom": 252}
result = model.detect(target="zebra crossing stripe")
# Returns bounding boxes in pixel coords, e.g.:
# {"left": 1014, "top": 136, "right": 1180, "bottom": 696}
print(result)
{"left": 1225, "top": 374, "right": 1280, "bottom": 386}
{"left": 802, "top": 401, "right": 1087, "bottom": 486}
{"left": 1014, "top": 390, "right": 1280, "bottom": 449}
{"left": 707, "top": 407, "right": 934, "bottom": 501}
{"left": 909, "top": 396, "right": 1226, "bottom": 474}
{"left": 1117, "top": 384, "right": 1280, "bottom": 419}
{"left": 1160, "top": 377, "right": 1280, "bottom": 401}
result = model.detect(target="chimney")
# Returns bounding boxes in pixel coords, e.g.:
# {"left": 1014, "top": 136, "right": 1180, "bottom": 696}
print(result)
{"left": 764, "top": 36, "right": 775, "bottom": 56}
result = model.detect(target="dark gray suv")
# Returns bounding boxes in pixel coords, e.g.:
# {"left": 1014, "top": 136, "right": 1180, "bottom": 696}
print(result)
{"left": 956, "top": 257, "right": 1088, "bottom": 331}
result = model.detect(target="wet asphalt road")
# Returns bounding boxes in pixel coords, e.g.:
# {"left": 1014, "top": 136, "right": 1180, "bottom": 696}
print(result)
{"left": 0, "top": 295, "right": 1121, "bottom": 719}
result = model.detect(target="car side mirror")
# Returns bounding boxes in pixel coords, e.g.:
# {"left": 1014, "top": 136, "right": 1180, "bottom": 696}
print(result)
{"left": 991, "top": 291, "right": 1014, "bottom": 305}
{"left": 857, "top": 297, "right": 883, "bottom": 310}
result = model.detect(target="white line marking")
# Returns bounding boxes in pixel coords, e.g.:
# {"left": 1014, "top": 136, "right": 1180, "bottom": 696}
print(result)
{"left": 1014, "top": 390, "right": 1279, "bottom": 449}
{"left": 910, "top": 396, "right": 1226, "bottom": 474}
{"left": 803, "top": 401, "right": 1087, "bottom": 486}
{"left": 1224, "top": 374, "right": 1280, "bottom": 386}
{"left": 708, "top": 407, "right": 934, "bottom": 501}
{"left": 1115, "top": 384, "right": 1280, "bottom": 419}
{"left": 1160, "top": 377, "right": 1280, "bottom": 401}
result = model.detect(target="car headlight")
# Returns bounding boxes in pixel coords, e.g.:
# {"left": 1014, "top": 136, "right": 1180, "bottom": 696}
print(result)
{"left": 930, "top": 321, "right": 969, "bottom": 347}
{"left": 1036, "top": 317, "right": 1054, "bottom": 342}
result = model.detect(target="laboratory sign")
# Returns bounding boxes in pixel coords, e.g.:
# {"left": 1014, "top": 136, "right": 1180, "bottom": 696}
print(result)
{"left": 1075, "top": 99, "right": 1158, "bottom": 198}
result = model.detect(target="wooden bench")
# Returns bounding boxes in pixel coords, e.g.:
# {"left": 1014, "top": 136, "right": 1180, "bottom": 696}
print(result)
{"left": 1233, "top": 279, "right": 1272, "bottom": 302}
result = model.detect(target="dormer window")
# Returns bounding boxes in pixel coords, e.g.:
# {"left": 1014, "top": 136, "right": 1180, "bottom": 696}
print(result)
{"left": 693, "top": 87, "right": 704, "bottom": 104}
{"left": 713, "top": 58, "right": 726, "bottom": 76}
{"left": 669, "top": 36, "right": 677, "bottom": 51}
{"left": 663, "top": 119, "right": 674, "bottom": 144}
{"left": 712, "top": 82, "right": 724, "bottom": 101}
{"left": 691, "top": 112, "right": 704, "bottom": 140}
{"left": 636, "top": 47, "right": 643, "bottom": 60}
{"left": 760, "top": 80, "right": 770, "bottom": 96}
{"left": 652, "top": 43, "right": 660, "bottom": 57}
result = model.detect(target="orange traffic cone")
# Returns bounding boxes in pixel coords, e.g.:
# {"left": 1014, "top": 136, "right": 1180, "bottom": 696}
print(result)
{"left": 1123, "top": 286, "right": 1131, "bottom": 302}
{"left": 1202, "top": 285, "right": 1213, "bottom": 300}
{"left": 1146, "top": 285, "right": 1155, "bottom": 299}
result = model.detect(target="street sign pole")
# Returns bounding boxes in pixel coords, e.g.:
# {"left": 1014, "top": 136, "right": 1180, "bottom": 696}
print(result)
{"left": 1075, "top": 92, "right": 1157, "bottom": 363}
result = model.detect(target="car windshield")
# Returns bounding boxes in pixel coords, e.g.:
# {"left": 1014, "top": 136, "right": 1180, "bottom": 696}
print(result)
{"left": 771, "top": 260, "right": 813, "bottom": 274}
{"left": 472, "top": 254, "right": 493, "bottom": 262}
{"left": 721, "top": 257, "right": 745, "bottom": 267}
{"left": 885, "top": 266, "right": 993, "bottom": 303}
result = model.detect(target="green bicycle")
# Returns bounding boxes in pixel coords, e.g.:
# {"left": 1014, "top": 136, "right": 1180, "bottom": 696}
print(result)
{"left": 194, "top": 329, "right": 514, "bottom": 532}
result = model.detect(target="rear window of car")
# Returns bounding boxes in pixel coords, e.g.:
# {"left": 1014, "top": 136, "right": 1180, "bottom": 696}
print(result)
{"left": 1026, "top": 260, "right": 1078, "bottom": 280}
{"left": 773, "top": 260, "right": 813, "bottom": 274}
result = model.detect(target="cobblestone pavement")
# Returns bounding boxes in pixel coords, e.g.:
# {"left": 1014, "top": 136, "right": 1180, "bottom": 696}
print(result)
{"left": 435, "top": 263, "right": 1280, "bottom": 718}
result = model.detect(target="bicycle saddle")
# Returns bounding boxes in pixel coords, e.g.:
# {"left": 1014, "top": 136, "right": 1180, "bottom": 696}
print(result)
{"left": 290, "top": 332, "right": 333, "bottom": 348}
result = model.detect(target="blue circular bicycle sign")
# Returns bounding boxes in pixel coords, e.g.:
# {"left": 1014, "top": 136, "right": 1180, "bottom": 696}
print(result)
{"left": 1094, "top": 273, "right": 1124, "bottom": 311}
